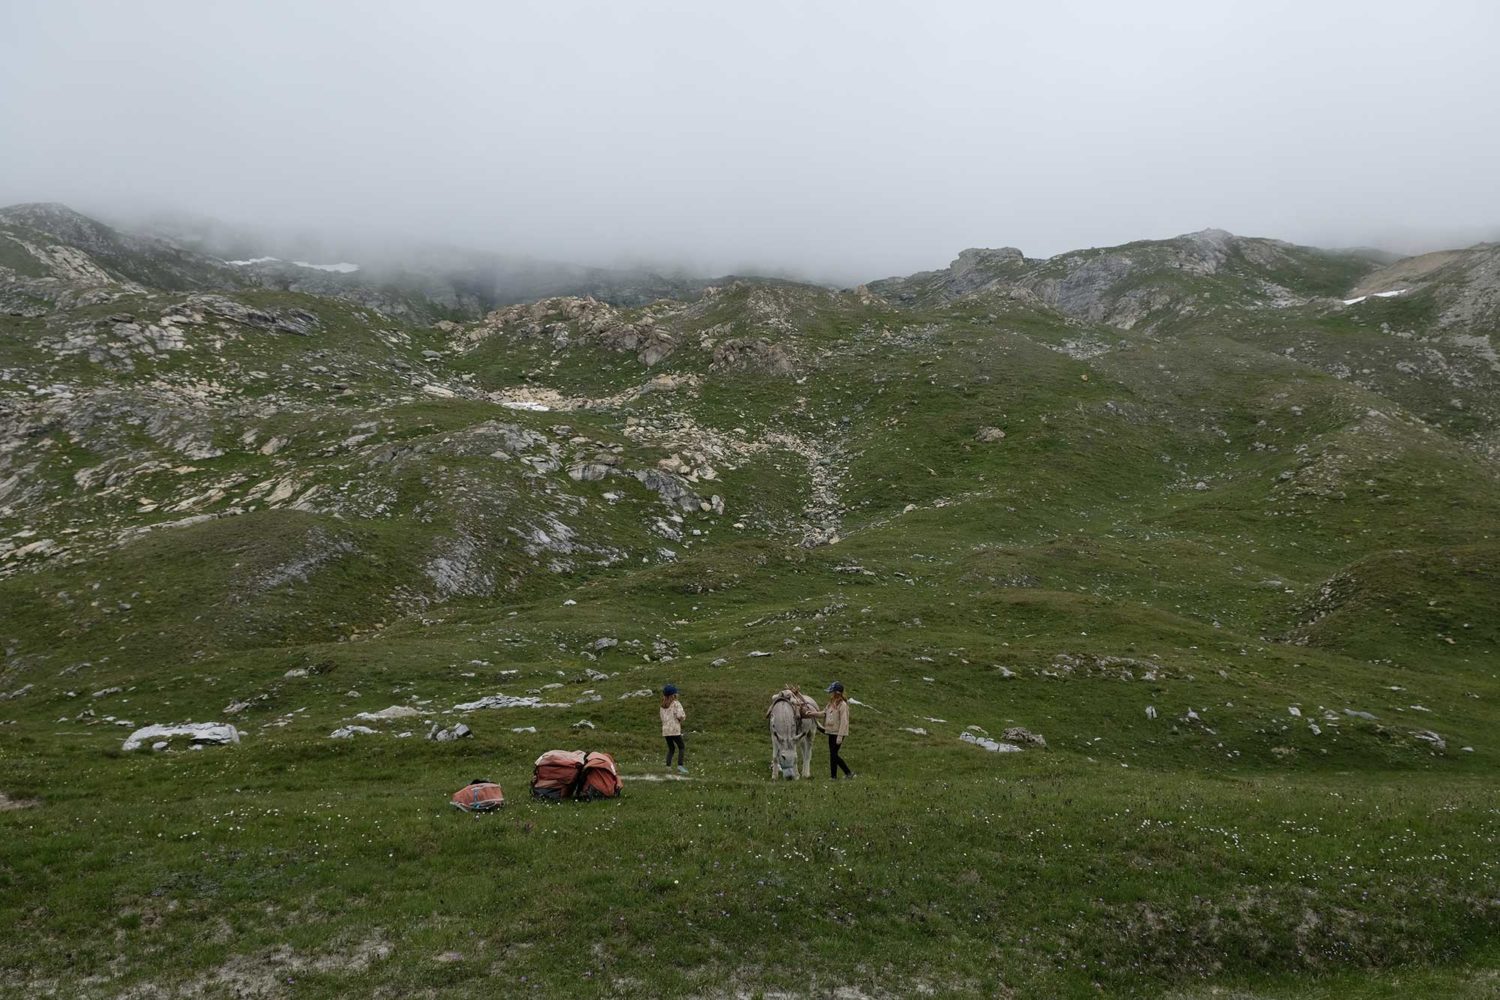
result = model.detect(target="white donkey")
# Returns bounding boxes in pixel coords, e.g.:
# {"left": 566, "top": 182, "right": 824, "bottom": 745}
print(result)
{"left": 766, "top": 688, "right": 820, "bottom": 779}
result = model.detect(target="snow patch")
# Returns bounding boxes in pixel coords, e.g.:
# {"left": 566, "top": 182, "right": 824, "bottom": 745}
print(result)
{"left": 293, "top": 261, "right": 360, "bottom": 273}
{"left": 225, "top": 257, "right": 360, "bottom": 273}
{"left": 1342, "top": 288, "right": 1409, "bottom": 306}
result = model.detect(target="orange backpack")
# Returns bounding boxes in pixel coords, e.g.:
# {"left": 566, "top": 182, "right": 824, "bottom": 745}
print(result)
{"left": 450, "top": 779, "right": 505, "bottom": 812}
{"left": 530, "top": 750, "right": 622, "bottom": 801}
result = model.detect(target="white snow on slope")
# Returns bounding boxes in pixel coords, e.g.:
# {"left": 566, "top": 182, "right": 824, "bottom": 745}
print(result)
{"left": 1342, "top": 288, "right": 1409, "bottom": 306}
{"left": 225, "top": 257, "right": 361, "bottom": 273}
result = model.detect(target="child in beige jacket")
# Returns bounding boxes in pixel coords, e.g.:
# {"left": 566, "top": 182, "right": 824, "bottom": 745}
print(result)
{"left": 660, "top": 684, "right": 687, "bottom": 774}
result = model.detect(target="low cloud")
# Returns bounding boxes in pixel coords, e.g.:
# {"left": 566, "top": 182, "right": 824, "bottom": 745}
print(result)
{"left": 2, "top": 1, "right": 1497, "bottom": 283}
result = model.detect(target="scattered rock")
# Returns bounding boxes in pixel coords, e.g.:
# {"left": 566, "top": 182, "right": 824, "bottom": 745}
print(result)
{"left": 427, "top": 723, "right": 472, "bottom": 742}
{"left": 329, "top": 725, "right": 378, "bottom": 739}
{"left": 975, "top": 427, "right": 1006, "bottom": 443}
{"left": 123, "top": 722, "right": 239, "bottom": 752}
{"left": 567, "top": 462, "right": 613, "bottom": 482}
{"left": 634, "top": 468, "right": 704, "bottom": 513}
{"left": 1411, "top": 729, "right": 1446, "bottom": 751}
{"left": 223, "top": 694, "right": 270, "bottom": 715}
{"left": 711, "top": 337, "right": 794, "bottom": 375}
{"left": 355, "top": 705, "right": 421, "bottom": 721}
{"left": 454, "top": 693, "right": 569, "bottom": 711}
{"left": 960, "top": 731, "right": 1023, "bottom": 753}
{"left": 1001, "top": 727, "right": 1047, "bottom": 748}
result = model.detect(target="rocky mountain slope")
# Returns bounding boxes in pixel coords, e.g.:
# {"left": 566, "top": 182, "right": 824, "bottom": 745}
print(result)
{"left": 868, "top": 228, "right": 1390, "bottom": 330}
{"left": 0, "top": 203, "right": 246, "bottom": 317}
{"left": 3, "top": 205, "right": 1496, "bottom": 738}
{"left": 1, "top": 207, "right": 1496, "bottom": 998}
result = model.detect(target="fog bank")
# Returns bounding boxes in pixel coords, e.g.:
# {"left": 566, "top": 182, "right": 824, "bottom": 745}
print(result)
{"left": 2, "top": 1, "right": 1497, "bottom": 283}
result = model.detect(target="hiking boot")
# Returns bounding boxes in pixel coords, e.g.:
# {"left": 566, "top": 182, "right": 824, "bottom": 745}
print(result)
{"left": 676, "top": 765, "right": 689, "bottom": 774}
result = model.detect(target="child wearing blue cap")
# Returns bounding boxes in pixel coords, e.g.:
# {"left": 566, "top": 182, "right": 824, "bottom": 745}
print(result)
{"left": 660, "top": 684, "right": 687, "bottom": 774}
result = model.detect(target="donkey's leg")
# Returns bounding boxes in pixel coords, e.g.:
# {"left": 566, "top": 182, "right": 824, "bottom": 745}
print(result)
{"left": 800, "top": 734, "right": 813, "bottom": 778}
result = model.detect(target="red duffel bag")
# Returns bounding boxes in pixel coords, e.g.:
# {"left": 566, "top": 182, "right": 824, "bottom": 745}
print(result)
{"left": 450, "top": 779, "right": 505, "bottom": 812}
{"left": 531, "top": 750, "right": 621, "bottom": 801}
{"left": 580, "top": 751, "right": 622, "bottom": 800}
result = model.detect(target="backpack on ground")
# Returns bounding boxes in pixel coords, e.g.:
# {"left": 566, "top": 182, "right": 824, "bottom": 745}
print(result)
{"left": 530, "top": 750, "right": 621, "bottom": 801}
{"left": 450, "top": 778, "right": 505, "bottom": 812}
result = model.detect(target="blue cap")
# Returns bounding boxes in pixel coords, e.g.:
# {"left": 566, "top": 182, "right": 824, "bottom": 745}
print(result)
{"left": 663, "top": 684, "right": 678, "bottom": 695}
{"left": 826, "top": 681, "right": 844, "bottom": 693}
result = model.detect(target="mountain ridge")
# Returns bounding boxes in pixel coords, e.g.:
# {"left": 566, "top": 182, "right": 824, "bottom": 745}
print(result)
{"left": 1, "top": 203, "right": 1497, "bottom": 998}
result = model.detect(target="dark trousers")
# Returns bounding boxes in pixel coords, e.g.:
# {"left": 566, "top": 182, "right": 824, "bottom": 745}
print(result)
{"left": 828, "top": 734, "right": 851, "bottom": 778}
{"left": 665, "top": 735, "right": 685, "bottom": 765}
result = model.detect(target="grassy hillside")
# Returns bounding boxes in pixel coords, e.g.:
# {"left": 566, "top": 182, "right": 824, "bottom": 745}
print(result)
{"left": 1, "top": 212, "right": 1496, "bottom": 998}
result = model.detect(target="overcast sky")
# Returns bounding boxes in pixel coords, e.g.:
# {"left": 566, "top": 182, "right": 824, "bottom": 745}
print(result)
{"left": 2, "top": 0, "right": 1498, "bottom": 282}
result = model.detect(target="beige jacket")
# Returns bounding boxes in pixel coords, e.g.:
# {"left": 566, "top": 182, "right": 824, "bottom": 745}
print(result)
{"left": 660, "top": 699, "right": 686, "bottom": 736}
{"left": 823, "top": 699, "right": 849, "bottom": 739}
